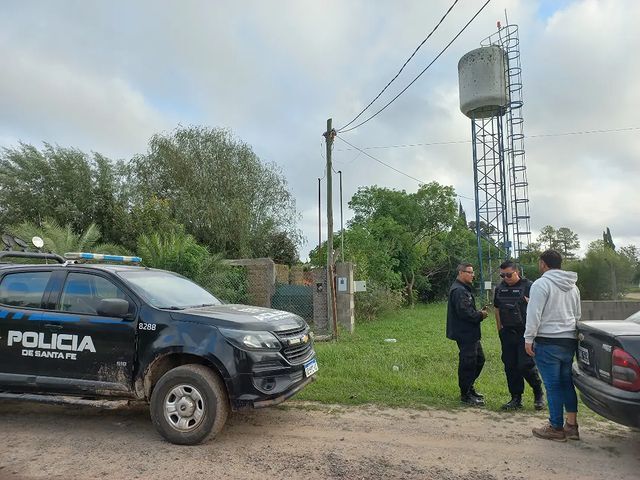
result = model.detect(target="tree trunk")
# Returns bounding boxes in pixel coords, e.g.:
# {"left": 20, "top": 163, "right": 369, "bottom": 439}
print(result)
{"left": 404, "top": 272, "right": 415, "bottom": 306}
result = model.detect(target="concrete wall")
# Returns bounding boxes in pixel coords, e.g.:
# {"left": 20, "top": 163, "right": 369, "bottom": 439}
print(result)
{"left": 290, "top": 266, "right": 304, "bottom": 285}
{"left": 335, "top": 262, "right": 355, "bottom": 333}
{"left": 580, "top": 301, "right": 640, "bottom": 321}
{"left": 224, "top": 258, "right": 276, "bottom": 308}
{"left": 312, "top": 267, "right": 329, "bottom": 333}
{"left": 275, "top": 264, "right": 290, "bottom": 284}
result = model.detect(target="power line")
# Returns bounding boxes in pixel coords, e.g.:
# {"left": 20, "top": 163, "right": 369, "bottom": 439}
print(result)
{"left": 336, "top": 135, "right": 474, "bottom": 200}
{"left": 335, "top": 126, "right": 640, "bottom": 152}
{"left": 338, "top": 0, "right": 492, "bottom": 134}
{"left": 337, "top": 0, "right": 461, "bottom": 132}
{"left": 528, "top": 126, "right": 640, "bottom": 139}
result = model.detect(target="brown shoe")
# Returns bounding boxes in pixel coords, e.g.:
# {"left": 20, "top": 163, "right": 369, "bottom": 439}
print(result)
{"left": 532, "top": 423, "right": 567, "bottom": 442}
{"left": 564, "top": 422, "right": 580, "bottom": 440}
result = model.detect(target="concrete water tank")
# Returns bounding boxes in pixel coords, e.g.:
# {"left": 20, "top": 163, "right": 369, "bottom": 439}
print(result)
{"left": 458, "top": 46, "right": 508, "bottom": 119}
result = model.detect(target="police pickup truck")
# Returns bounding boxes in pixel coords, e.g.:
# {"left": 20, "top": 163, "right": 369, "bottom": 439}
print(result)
{"left": 0, "top": 245, "right": 318, "bottom": 445}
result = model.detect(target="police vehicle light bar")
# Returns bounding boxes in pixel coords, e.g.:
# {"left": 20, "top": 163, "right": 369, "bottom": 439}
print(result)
{"left": 64, "top": 252, "right": 142, "bottom": 263}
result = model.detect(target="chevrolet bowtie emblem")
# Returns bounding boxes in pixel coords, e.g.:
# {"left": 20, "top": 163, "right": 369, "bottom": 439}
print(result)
{"left": 302, "top": 334, "right": 309, "bottom": 343}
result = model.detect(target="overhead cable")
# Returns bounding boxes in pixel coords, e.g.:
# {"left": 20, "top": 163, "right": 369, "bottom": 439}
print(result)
{"left": 336, "top": 126, "right": 640, "bottom": 152}
{"left": 336, "top": 135, "right": 474, "bottom": 200}
{"left": 337, "top": 0, "right": 461, "bottom": 132}
{"left": 338, "top": 0, "right": 492, "bottom": 134}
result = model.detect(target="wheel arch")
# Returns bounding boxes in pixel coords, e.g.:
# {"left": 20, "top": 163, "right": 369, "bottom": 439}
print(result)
{"left": 138, "top": 352, "right": 231, "bottom": 401}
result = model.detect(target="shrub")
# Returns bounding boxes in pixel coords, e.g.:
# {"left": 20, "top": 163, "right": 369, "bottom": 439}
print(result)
{"left": 355, "top": 282, "right": 403, "bottom": 322}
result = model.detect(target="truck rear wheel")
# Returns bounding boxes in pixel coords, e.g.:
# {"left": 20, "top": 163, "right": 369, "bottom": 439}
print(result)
{"left": 150, "top": 364, "right": 229, "bottom": 445}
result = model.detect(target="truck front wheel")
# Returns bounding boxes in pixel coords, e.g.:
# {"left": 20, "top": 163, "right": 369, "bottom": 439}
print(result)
{"left": 150, "top": 364, "right": 229, "bottom": 445}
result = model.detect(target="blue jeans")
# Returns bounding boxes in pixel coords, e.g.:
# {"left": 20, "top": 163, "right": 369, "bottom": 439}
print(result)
{"left": 534, "top": 342, "right": 578, "bottom": 428}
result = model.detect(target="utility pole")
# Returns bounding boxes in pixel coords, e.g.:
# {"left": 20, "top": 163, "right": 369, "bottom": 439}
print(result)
{"left": 323, "top": 119, "right": 338, "bottom": 339}
{"left": 317, "top": 177, "right": 322, "bottom": 250}
{"left": 338, "top": 170, "right": 344, "bottom": 262}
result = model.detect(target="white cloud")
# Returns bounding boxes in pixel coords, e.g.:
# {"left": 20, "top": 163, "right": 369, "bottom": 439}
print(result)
{"left": 0, "top": 36, "right": 171, "bottom": 159}
{"left": 0, "top": 0, "right": 638, "bottom": 261}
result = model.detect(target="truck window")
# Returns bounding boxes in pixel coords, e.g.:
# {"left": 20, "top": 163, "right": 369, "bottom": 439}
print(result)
{"left": 0, "top": 271, "right": 52, "bottom": 308}
{"left": 117, "top": 270, "right": 221, "bottom": 309}
{"left": 60, "top": 272, "right": 129, "bottom": 315}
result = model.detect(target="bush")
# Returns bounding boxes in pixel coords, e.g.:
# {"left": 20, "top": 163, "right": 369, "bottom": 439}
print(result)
{"left": 197, "top": 263, "right": 248, "bottom": 304}
{"left": 355, "top": 282, "right": 403, "bottom": 322}
{"left": 136, "top": 230, "right": 248, "bottom": 303}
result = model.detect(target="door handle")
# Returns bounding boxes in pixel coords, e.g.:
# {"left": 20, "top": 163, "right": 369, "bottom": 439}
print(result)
{"left": 44, "top": 323, "right": 64, "bottom": 329}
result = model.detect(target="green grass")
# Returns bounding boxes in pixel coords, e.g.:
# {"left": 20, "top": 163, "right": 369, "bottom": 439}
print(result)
{"left": 298, "top": 303, "right": 543, "bottom": 411}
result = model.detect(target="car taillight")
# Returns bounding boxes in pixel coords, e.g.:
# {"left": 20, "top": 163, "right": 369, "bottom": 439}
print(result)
{"left": 612, "top": 347, "right": 640, "bottom": 392}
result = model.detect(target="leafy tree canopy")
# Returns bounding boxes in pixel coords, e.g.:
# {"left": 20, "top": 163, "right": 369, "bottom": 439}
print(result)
{"left": 131, "top": 126, "right": 301, "bottom": 259}
{"left": 0, "top": 143, "right": 127, "bottom": 240}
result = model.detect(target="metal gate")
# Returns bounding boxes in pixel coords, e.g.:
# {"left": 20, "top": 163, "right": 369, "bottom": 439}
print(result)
{"left": 271, "top": 284, "right": 313, "bottom": 322}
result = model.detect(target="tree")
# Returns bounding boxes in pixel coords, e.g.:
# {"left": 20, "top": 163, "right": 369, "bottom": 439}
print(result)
{"left": 458, "top": 203, "right": 467, "bottom": 226}
{"left": 253, "top": 231, "right": 299, "bottom": 266}
{"left": 136, "top": 229, "right": 247, "bottom": 303}
{"left": 137, "top": 229, "right": 211, "bottom": 281}
{"left": 555, "top": 227, "right": 580, "bottom": 259}
{"left": 537, "top": 225, "right": 557, "bottom": 250}
{"left": 603, "top": 227, "right": 616, "bottom": 250}
{"left": 467, "top": 220, "right": 497, "bottom": 236}
{"left": 569, "top": 240, "right": 635, "bottom": 300}
{"left": 0, "top": 143, "right": 127, "bottom": 242}
{"left": 131, "top": 126, "right": 301, "bottom": 259}
{"left": 8, "top": 220, "right": 126, "bottom": 256}
{"left": 348, "top": 182, "right": 458, "bottom": 304}
{"left": 309, "top": 223, "right": 401, "bottom": 290}
{"left": 619, "top": 245, "right": 640, "bottom": 285}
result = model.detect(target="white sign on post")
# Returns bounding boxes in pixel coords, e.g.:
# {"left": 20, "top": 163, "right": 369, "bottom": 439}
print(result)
{"left": 354, "top": 280, "right": 367, "bottom": 292}
{"left": 337, "top": 277, "right": 347, "bottom": 292}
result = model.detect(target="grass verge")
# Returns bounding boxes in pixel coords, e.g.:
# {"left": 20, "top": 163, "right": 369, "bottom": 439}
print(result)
{"left": 298, "top": 303, "right": 588, "bottom": 414}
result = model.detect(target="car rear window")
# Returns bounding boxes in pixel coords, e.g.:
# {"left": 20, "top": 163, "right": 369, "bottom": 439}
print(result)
{"left": 0, "top": 271, "right": 52, "bottom": 308}
{"left": 626, "top": 310, "right": 640, "bottom": 324}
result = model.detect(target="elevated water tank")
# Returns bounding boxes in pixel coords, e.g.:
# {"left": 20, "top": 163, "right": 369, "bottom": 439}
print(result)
{"left": 458, "top": 46, "right": 508, "bottom": 119}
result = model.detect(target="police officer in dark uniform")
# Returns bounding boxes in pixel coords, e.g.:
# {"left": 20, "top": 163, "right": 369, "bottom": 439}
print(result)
{"left": 446, "top": 262, "right": 488, "bottom": 406}
{"left": 494, "top": 260, "right": 544, "bottom": 410}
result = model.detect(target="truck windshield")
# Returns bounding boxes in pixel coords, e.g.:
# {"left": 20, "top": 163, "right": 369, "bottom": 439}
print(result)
{"left": 118, "top": 270, "right": 222, "bottom": 309}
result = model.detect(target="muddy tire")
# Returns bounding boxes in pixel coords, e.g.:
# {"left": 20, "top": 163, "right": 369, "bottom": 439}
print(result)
{"left": 150, "top": 364, "right": 229, "bottom": 445}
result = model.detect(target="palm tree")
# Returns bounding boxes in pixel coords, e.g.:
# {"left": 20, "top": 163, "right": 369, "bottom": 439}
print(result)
{"left": 9, "top": 220, "right": 127, "bottom": 256}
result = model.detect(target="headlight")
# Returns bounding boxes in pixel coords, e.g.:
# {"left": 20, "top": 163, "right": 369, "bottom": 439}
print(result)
{"left": 219, "top": 328, "right": 281, "bottom": 351}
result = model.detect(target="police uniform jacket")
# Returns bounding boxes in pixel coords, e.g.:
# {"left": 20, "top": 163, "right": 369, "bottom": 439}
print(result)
{"left": 493, "top": 278, "right": 532, "bottom": 330}
{"left": 446, "top": 279, "right": 484, "bottom": 343}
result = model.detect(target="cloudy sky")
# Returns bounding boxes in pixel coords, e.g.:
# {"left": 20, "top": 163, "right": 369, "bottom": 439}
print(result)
{"left": 1, "top": 0, "right": 638, "bottom": 260}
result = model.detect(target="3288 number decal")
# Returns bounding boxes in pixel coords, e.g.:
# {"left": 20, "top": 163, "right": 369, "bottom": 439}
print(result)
{"left": 138, "top": 322, "right": 157, "bottom": 331}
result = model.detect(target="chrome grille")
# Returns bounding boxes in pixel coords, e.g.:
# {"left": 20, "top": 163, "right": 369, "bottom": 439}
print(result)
{"left": 274, "top": 325, "right": 313, "bottom": 364}
{"left": 275, "top": 325, "right": 306, "bottom": 340}
{"left": 282, "top": 342, "right": 313, "bottom": 364}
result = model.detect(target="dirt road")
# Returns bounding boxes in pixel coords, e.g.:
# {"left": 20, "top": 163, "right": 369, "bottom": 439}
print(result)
{"left": 0, "top": 400, "right": 638, "bottom": 480}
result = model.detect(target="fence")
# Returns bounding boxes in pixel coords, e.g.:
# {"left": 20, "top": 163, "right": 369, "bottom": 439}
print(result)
{"left": 204, "top": 265, "right": 248, "bottom": 304}
{"left": 205, "top": 259, "right": 358, "bottom": 335}
{"left": 216, "top": 259, "right": 314, "bottom": 321}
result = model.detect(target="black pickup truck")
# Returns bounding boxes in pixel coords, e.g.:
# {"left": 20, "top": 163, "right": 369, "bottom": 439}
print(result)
{"left": 0, "top": 250, "right": 318, "bottom": 445}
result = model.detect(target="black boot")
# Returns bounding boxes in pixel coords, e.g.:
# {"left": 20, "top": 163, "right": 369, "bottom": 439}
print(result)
{"left": 501, "top": 394, "right": 523, "bottom": 410}
{"left": 534, "top": 390, "right": 545, "bottom": 411}
{"left": 461, "top": 393, "right": 484, "bottom": 407}
{"left": 469, "top": 386, "right": 484, "bottom": 400}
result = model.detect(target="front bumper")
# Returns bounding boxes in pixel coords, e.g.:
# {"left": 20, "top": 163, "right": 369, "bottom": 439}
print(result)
{"left": 227, "top": 347, "right": 318, "bottom": 411}
{"left": 572, "top": 363, "right": 640, "bottom": 429}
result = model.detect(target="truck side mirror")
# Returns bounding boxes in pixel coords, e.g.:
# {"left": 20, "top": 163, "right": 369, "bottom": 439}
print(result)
{"left": 97, "top": 298, "right": 130, "bottom": 318}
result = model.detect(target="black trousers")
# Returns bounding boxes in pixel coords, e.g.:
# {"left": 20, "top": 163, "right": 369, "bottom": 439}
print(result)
{"left": 456, "top": 340, "right": 485, "bottom": 395}
{"left": 499, "top": 327, "right": 543, "bottom": 396}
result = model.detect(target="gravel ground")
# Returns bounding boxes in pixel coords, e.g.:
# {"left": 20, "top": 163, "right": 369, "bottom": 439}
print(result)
{"left": 0, "top": 400, "right": 638, "bottom": 480}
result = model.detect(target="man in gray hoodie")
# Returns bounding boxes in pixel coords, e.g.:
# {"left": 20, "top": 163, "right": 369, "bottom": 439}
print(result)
{"left": 525, "top": 250, "right": 581, "bottom": 442}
